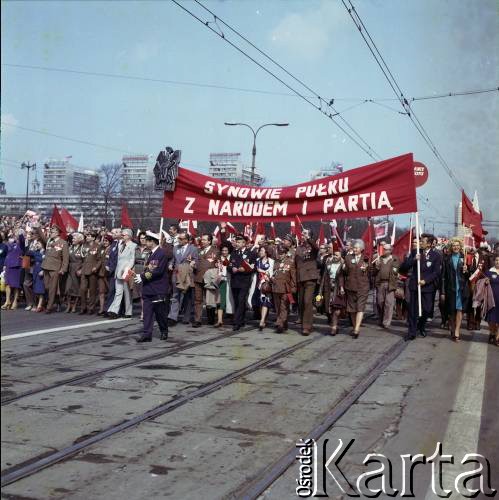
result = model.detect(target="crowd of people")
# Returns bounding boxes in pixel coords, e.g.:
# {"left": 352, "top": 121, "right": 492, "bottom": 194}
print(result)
{"left": 1, "top": 215, "right": 498, "bottom": 346}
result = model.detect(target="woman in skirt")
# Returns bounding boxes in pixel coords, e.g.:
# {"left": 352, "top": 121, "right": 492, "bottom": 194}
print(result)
{"left": 30, "top": 240, "right": 46, "bottom": 312}
{"left": 256, "top": 246, "right": 274, "bottom": 330}
{"left": 2, "top": 230, "right": 25, "bottom": 310}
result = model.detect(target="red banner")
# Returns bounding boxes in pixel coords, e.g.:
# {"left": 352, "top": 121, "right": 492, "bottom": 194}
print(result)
{"left": 162, "top": 153, "right": 417, "bottom": 222}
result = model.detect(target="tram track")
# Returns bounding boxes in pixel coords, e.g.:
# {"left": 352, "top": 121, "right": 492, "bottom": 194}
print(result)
{"left": 1, "top": 327, "right": 250, "bottom": 406}
{"left": 227, "top": 337, "right": 408, "bottom": 500}
{"left": 2, "top": 326, "right": 143, "bottom": 363}
{"left": 0, "top": 334, "right": 320, "bottom": 487}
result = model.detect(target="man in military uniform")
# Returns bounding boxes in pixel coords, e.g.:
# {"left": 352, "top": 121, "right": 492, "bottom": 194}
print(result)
{"left": 229, "top": 234, "right": 257, "bottom": 331}
{"left": 80, "top": 231, "right": 101, "bottom": 314}
{"left": 295, "top": 229, "right": 319, "bottom": 335}
{"left": 133, "top": 231, "right": 172, "bottom": 342}
{"left": 41, "top": 225, "right": 69, "bottom": 313}
{"left": 272, "top": 245, "right": 296, "bottom": 333}
{"left": 400, "top": 233, "right": 443, "bottom": 340}
{"left": 193, "top": 234, "right": 219, "bottom": 327}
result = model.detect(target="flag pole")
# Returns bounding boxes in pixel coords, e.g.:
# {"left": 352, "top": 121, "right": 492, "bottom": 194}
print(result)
{"left": 408, "top": 213, "right": 413, "bottom": 250}
{"left": 159, "top": 217, "right": 164, "bottom": 246}
{"left": 415, "top": 212, "right": 422, "bottom": 317}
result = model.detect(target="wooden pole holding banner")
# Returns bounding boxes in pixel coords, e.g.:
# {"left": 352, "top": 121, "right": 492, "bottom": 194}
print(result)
{"left": 159, "top": 217, "right": 164, "bottom": 246}
{"left": 415, "top": 212, "right": 422, "bottom": 317}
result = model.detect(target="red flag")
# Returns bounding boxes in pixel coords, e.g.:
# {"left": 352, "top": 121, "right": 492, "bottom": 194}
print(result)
{"left": 316, "top": 223, "right": 327, "bottom": 246}
{"left": 188, "top": 220, "right": 197, "bottom": 237}
{"left": 461, "top": 191, "right": 482, "bottom": 239}
{"left": 50, "top": 204, "right": 67, "bottom": 239}
{"left": 60, "top": 207, "right": 78, "bottom": 230}
{"left": 361, "top": 220, "right": 374, "bottom": 260}
{"left": 244, "top": 223, "right": 254, "bottom": 241}
{"left": 255, "top": 222, "right": 266, "bottom": 238}
{"left": 121, "top": 202, "right": 133, "bottom": 228}
{"left": 392, "top": 228, "right": 413, "bottom": 261}
{"left": 269, "top": 222, "right": 277, "bottom": 240}
{"left": 225, "top": 222, "right": 236, "bottom": 234}
{"left": 291, "top": 215, "right": 303, "bottom": 240}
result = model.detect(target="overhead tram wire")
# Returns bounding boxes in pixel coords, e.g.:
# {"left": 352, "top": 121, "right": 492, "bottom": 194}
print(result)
{"left": 190, "top": 0, "right": 379, "bottom": 159}
{"left": 4, "top": 64, "right": 497, "bottom": 104}
{"left": 342, "top": 0, "right": 464, "bottom": 192}
{"left": 171, "top": 0, "right": 381, "bottom": 162}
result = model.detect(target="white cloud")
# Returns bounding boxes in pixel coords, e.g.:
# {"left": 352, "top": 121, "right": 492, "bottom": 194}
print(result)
{"left": 269, "top": 1, "right": 343, "bottom": 60}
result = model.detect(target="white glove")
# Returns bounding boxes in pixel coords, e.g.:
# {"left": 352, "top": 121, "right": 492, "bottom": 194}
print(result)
{"left": 134, "top": 274, "right": 142, "bottom": 284}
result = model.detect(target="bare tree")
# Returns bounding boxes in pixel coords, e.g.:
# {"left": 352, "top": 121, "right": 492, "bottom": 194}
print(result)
{"left": 98, "top": 163, "right": 122, "bottom": 226}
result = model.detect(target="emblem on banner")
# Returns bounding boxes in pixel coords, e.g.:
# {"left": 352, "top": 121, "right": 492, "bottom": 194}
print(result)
{"left": 154, "top": 146, "right": 181, "bottom": 192}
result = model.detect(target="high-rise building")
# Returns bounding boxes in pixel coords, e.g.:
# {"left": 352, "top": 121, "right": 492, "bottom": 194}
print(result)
{"left": 208, "top": 152, "right": 264, "bottom": 186}
{"left": 310, "top": 161, "right": 344, "bottom": 180}
{"left": 121, "top": 155, "right": 154, "bottom": 193}
{"left": 43, "top": 159, "right": 99, "bottom": 196}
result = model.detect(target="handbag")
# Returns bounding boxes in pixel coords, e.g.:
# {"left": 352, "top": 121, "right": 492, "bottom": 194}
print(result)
{"left": 22, "top": 255, "right": 32, "bottom": 270}
{"left": 331, "top": 291, "right": 346, "bottom": 309}
{"left": 394, "top": 287, "right": 405, "bottom": 300}
{"left": 261, "top": 280, "right": 272, "bottom": 295}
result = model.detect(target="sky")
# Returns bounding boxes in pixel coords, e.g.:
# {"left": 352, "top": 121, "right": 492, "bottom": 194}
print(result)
{"left": 1, "top": 0, "right": 498, "bottom": 236}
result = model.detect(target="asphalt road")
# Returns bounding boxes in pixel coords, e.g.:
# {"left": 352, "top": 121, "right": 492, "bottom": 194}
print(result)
{"left": 1, "top": 308, "right": 497, "bottom": 499}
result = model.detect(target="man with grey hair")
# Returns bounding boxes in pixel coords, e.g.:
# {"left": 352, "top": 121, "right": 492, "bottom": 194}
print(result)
{"left": 104, "top": 228, "right": 122, "bottom": 311}
{"left": 373, "top": 243, "right": 400, "bottom": 329}
{"left": 107, "top": 228, "right": 136, "bottom": 319}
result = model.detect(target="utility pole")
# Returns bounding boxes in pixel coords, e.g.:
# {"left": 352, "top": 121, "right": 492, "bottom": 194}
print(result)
{"left": 21, "top": 162, "right": 36, "bottom": 210}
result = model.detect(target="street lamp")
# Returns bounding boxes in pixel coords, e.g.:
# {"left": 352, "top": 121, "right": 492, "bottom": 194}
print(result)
{"left": 224, "top": 122, "right": 289, "bottom": 185}
{"left": 21, "top": 162, "right": 36, "bottom": 210}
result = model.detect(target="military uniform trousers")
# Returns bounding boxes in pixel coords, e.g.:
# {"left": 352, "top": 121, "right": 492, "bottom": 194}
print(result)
{"left": 23, "top": 271, "right": 34, "bottom": 306}
{"left": 80, "top": 273, "right": 98, "bottom": 312}
{"left": 43, "top": 270, "right": 61, "bottom": 311}
{"left": 143, "top": 294, "right": 170, "bottom": 339}
{"left": 273, "top": 293, "right": 289, "bottom": 328}
{"left": 298, "top": 280, "right": 316, "bottom": 330}
{"left": 408, "top": 290, "right": 434, "bottom": 337}
{"left": 376, "top": 282, "right": 395, "bottom": 328}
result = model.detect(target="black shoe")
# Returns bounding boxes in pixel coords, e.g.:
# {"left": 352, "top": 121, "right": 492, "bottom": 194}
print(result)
{"left": 276, "top": 326, "right": 284, "bottom": 334}
{"left": 404, "top": 334, "right": 416, "bottom": 341}
{"left": 192, "top": 322, "right": 202, "bottom": 328}
{"left": 136, "top": 336, "right": 152, "bottom": 343}
{"left": 232, "top": 325, "right": 240, "bottom": 331}
{"left": 78, "top": 310, "right": 87, "bottom": 315}
{"left": 124, "top": 315, "right": 132, "bottom": 319}
{"left": 160, "top": 333, "right": 168, "bottom": 341}
{"left": 168, "top": 319, "right": 177, "bottom": 327}
{"left": 419, "top": 329, "right": 427, "bottom": 338}
{"left": 107, "top": 312, "right": 118, "bottom": 320}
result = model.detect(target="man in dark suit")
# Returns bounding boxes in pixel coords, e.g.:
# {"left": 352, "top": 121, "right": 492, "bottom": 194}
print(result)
{"left": 229, "top": 234, "right": 257, "bottom": 331}
{"left": 134, "top": 231, "right": 172, "bottom": 342}
{"left": 400, "top": 233, "right": 443, "bottom": 340}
